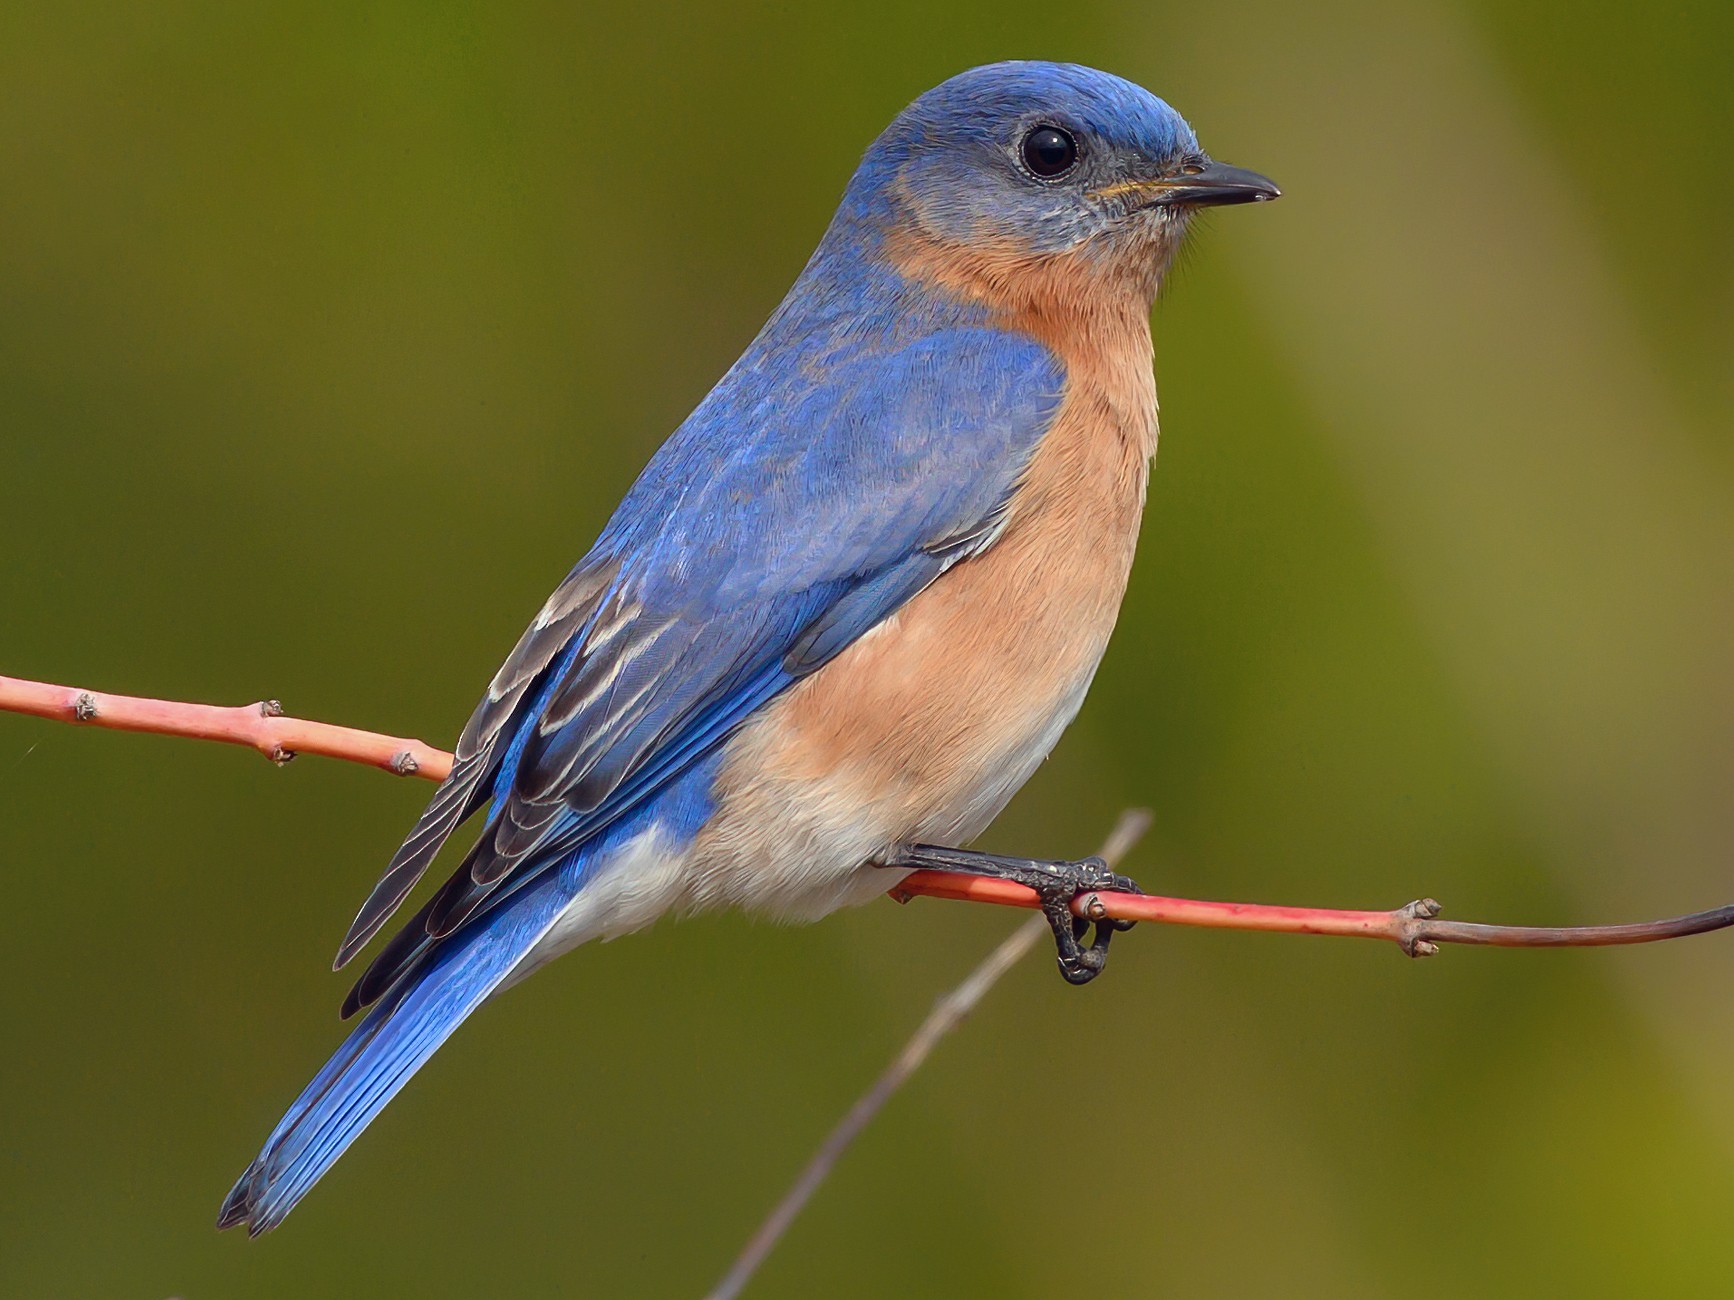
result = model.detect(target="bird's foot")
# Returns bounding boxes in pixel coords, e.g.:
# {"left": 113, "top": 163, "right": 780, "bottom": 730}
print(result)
{"left": 888, "top": 845, "right": 1143, "bottom": 985}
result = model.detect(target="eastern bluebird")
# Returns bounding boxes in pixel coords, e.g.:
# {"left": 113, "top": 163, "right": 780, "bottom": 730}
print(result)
{"left": 218, "top": 60, "right": 1277, "bottom": 1234}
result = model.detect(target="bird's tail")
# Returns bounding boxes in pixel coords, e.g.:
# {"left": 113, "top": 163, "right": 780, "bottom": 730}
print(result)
{"left": 217, "top": 874, "right": 576, "bottom": 1235}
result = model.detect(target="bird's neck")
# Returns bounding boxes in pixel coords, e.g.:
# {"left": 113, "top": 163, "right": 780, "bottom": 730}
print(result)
{"left": 882, "top": 225, "right": 1164, "bottom": 461}
{"left": 889, "top": 224, "right": 1158, "bottom": 346}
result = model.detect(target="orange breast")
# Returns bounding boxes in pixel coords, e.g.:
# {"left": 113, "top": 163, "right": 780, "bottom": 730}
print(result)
{"left": 720, "top": 288, "right": 1157, "bottom": 850}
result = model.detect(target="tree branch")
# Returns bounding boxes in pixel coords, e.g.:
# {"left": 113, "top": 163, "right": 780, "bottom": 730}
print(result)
{"left": 890, "top": 874, "right": 1734, "bottom": 956}
{"left": 6, "top": 671, "right": 1732, "bottom": 956}
{"left": 0, "top": 673, "right": 451, "bottom": 779}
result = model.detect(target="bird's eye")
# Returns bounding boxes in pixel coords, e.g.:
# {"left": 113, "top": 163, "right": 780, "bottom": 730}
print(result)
{"left": 1020, "top": 125, "right": 1078, "bottom": 179}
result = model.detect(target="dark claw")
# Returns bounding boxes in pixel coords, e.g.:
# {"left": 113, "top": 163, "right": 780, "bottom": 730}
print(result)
{"left": 890, "top": 846, "right": 1145, "bottom": 985}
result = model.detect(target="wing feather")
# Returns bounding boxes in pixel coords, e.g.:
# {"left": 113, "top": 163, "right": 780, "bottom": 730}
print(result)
{"left": 331, "top": 561, "right": 617, "bottom": 968}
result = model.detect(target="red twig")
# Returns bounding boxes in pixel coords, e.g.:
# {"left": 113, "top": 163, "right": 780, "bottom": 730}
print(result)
{"left": 5, "top": 671, "right": 1733, "bottom": 956}
{"left": 891, "top": 874, "right": 1734, "bottom": 956}
{"left": 0, "top": 673, "right": 451, "bottom": 780}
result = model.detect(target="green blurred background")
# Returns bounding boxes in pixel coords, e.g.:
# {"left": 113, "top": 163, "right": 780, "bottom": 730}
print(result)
{"left": 2, "top": 1, "right": 1731, "bottom": 1295}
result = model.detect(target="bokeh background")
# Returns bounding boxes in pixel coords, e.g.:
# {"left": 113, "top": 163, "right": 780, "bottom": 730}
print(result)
{"left": 2, "top": 1, "right": 1731, "bottom": 1295}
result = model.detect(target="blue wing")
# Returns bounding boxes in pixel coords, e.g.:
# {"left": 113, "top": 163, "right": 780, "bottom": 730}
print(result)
{"left": 218, "top": 324, "right": 1064, "bottom": 1233}
{"left": 336, "top": 326, "right": 1063, "bottom": 997}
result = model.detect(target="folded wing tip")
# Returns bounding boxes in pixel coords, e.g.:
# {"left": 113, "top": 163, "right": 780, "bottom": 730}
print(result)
{"left": 332, "top": 914, "right": 381, "bottom": 972}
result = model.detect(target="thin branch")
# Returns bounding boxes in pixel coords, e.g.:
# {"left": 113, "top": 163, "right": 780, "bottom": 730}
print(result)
{"left": 891, "top": 875, "right": 1734, "bottom": 957}
{"left": 0, "top": 673, "right": 451, "bottom": 779}
{"left": 704, "top": 809, "right": 1153, "bottom": 1300}
{"left": 6, "top": 671, "right": 1733, "bottom": 955}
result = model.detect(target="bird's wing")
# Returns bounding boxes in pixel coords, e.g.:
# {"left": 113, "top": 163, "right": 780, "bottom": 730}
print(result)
{"left": 335, "top": 326, "right": 1065, "bottom": 1004}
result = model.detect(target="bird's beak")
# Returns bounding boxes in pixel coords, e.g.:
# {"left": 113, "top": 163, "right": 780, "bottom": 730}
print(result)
{"left": 1095, "top": 159, "right": 1281, "bottom": 209}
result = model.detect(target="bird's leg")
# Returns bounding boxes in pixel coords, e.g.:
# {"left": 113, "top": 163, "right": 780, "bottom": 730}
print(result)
{"left": 883, "top": 845, "right": 1143, "bottom": 985}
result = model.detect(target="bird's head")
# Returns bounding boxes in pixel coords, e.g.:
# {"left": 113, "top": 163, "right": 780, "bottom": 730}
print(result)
{"left": 849, "top": 62, "right": 1278, "bottom": 309}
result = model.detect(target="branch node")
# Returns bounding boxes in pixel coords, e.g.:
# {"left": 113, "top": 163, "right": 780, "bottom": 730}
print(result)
{"left": 1397, "top": 899, "right": 1444, "bottom": 958}
{"left": 389, "top": 750, "right": 420, "bottom": 777}
{"left": 259, "top": 699, "right": 284, "bottom": 718}
{"left": 268, "top": 745, "right": 297, "bottom": 767}
{"left": 73, "top": 692, "right": 99, "bottom": 722}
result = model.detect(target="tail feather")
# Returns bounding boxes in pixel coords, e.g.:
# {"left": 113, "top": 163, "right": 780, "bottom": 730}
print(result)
{"left": 218, "top": 871, "right": 578, "bottom": 1234}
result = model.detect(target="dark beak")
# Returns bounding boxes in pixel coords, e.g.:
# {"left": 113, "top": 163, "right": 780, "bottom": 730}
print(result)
{"left": 1105, "top": 158, "right": 1281, "bottom": 209}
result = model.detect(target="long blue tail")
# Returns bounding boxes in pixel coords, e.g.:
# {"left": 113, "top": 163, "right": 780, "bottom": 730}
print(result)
{"left": 217, "top": 873, "right": 577, "bottom": 1235}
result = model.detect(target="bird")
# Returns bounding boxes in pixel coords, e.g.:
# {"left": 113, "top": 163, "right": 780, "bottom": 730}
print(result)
{"left": 217, "top": 59, "right": 1277, "bottom": 1235}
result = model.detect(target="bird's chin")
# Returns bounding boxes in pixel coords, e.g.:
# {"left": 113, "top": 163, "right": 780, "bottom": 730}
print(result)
{"left": 1100, "top": 199, "right": 1190, "bottom": 246}
{"left": 1092, "top": 208, "right": 1188, "bottom": 298}
{"left": 1135, "top": 200, "right": 1193, "bottom": 230}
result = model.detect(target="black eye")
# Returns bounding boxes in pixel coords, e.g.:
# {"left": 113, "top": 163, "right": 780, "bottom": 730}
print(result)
{"left": 1020, "top": 125, "right": 1078, "bottom": 178}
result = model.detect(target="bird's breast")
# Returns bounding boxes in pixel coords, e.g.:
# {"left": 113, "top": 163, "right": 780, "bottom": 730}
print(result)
{"left": 690, "top": 323, "right": 1156, "bottom": 920}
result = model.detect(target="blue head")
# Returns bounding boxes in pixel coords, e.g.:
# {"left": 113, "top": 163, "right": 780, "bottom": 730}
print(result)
{"left": 837, "top": 62, "right": 1277, "bottom": 304}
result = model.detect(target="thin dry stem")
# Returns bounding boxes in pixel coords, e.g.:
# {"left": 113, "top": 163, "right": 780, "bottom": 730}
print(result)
{"left": 705, "top": 809, "right": 1154, "bottom": 1300}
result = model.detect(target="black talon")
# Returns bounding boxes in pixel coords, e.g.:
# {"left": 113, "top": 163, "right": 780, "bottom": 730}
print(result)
{"left": 884, "top": 845, "right": 1145, "bottom": 985}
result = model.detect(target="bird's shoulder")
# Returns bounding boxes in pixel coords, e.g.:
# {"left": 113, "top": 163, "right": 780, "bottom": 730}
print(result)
{"left": 594, "top": 319, "right": 1069, "bottom": 598}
